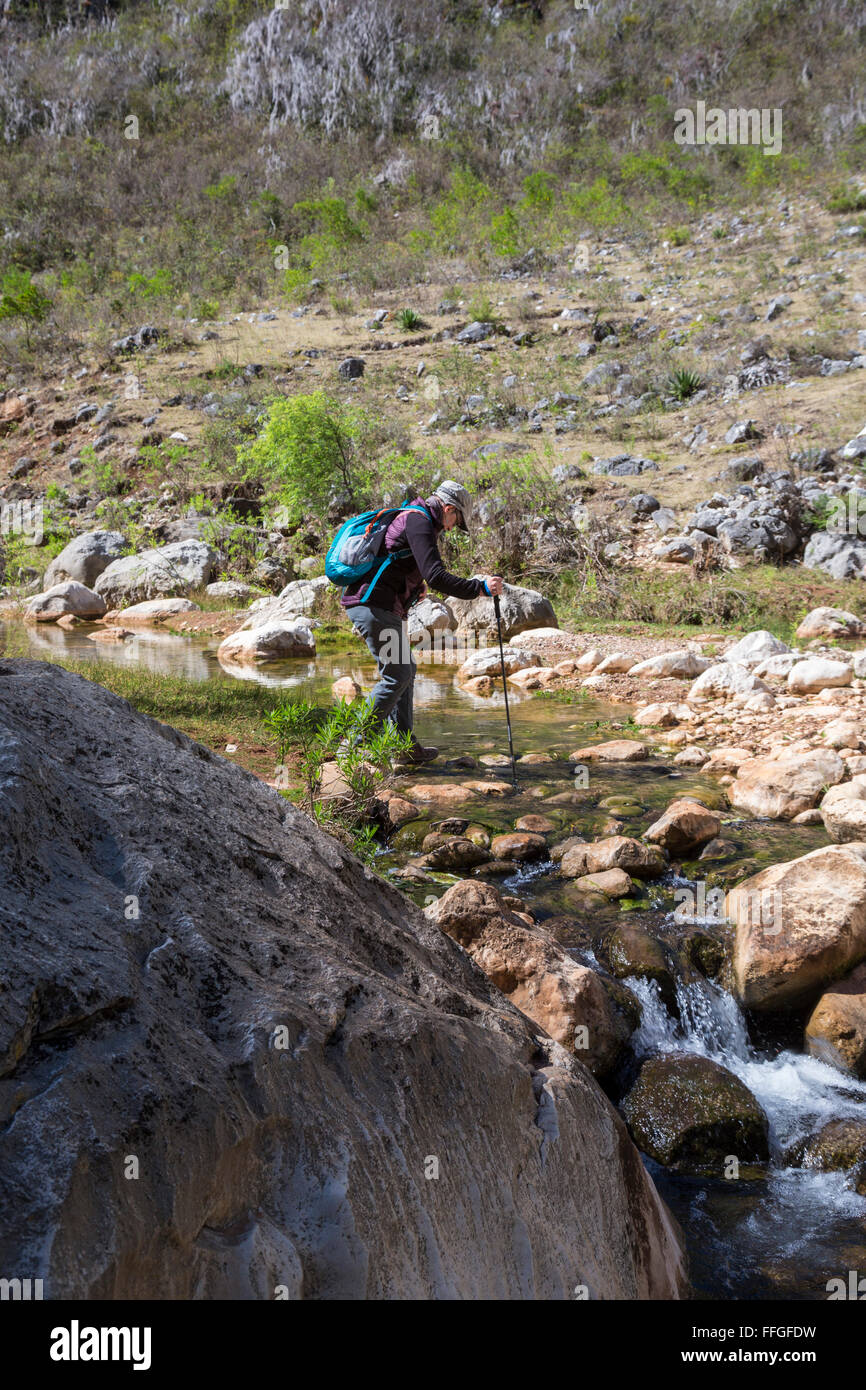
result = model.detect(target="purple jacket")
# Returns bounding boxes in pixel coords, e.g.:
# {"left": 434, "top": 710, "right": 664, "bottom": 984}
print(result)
{"left": 341, "top": 496, "right": 485, "bottom": 618}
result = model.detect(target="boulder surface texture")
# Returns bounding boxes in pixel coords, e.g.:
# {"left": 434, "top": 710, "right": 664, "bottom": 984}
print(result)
{"left": 0, "top": 659, "right": 686, "bottom": 1301}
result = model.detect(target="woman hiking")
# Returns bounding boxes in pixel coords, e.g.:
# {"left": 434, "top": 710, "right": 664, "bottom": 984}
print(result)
{"left": 340, "top": 480, "right": 504, "bottom": 765}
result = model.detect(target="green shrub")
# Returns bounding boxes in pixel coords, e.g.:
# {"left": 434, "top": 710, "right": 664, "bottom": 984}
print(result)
{"left": 0, "top": 267, "right": 51, "bottom": 341}
{"left": 240, "top": 391, "right": 363, "bottom": 521}
{"left": 396, "top": 307, "right": 424, "bottom": 331}
{"left": 267, "top": 697, "right": 412, "bottom": 857}
{"left": 127, "top": 268, "right": 173, "bottom": 299}
{"left": 828, "top": 185, "right": 866, "bottom": 213}
{"left": 666, "top": 225, "right": 691, "bottom": 246}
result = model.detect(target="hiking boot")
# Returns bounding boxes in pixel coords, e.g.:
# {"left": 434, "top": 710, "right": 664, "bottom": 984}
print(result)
{"left": 395, "top": 740, "right": 439, "bottom": 767}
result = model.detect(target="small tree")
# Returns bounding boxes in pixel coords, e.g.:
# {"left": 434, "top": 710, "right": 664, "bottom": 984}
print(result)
{"left": 240, "top": 391, "right": 361, "bottom": 523}
{"left": 0, "top": 268, "right": 52, "bottom": 347}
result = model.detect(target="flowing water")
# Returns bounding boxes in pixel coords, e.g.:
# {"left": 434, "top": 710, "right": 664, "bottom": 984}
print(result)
{"left": 4, "top": 617, "right": 865, "bottom": 1299}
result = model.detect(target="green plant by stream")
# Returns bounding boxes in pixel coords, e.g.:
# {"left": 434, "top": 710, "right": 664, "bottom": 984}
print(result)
{"left": 267, "top": 698, "right": 413, "bottom": 860}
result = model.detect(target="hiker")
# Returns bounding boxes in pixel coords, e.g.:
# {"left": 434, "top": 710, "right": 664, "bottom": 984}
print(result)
{"left": 341, "top": 480, "right": 503, "bottom": 765}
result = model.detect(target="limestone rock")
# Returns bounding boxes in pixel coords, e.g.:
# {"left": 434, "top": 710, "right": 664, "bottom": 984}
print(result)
{"left": 0, "top": 659, "right": 686, "bottom": 1300}
{"left": 457, "top": 647, "right": 533, "bottom": 683}
{"left": 43, "top": 530, "right": 127, "bottom": 589}
{"left": 109, "top": 597, "right": 200, "bottom": 625}
{"left": 634, "top": 703, "right": 690, "bottom": 728}
{"left": 426, "top": 881, "right": 634, "bottom": 1077}
{"left": 729, "top": 843, "right": 866, "bottom": 1010}
{"left": 728, "top": 749, "right": 845, "bottom": 820}
{"left": 824, "top": 719, "right": 862, "bottom": 750}
{"left": 805, "top": 962, "right": 866, "bottom": 1078}
{"left": 574, "top": 869, "right": 632, "bottom": 897}
{"left": 595, "top": 651, "right": 637, "bottom": 674}
{"left": 561, "top": 836, "right": 667, "bottom": 880}
{"left": 628, "top": 651, "right": 712, "bottom": 679}
{"left": 723, "top": 630, "right": 789, "bottom": 665}
{"left": 332, "top": 676, "right": 361, "bottom": 701}
{"left": 569, "top": 740, "right": 647, "bottom": 763}
{"left": 687, "top": 664, "right": 771, "bottom": 704}
{"left": 448, "top": 583, "right": 556, "bottom": 640}
{"left": 787, "top": 659, "right": 852, "bottom": 695}
{"left": 94, "top": 541, "right": 218, "bottom": 606}
{"left": 239, "top": 576, "right": 332, "bottom": 629}
{"left": 25, "top": 581, "right": 107, "bottom": 622}
{"left": 489, "top": 832, "right": 548, "bottom": 862}
{"left": 217, "top": 618, "right": 316, "bottom": 665}
{"left": 644, "top": 799, "right": 722, "bottom": 855}
{"left": 821, "top": 782, "right": 866, "bottom": 842}
{"left": 796, "top": 607, "right": 865, "bottom": 641}
{"left": 206, "top": 581, "right": 254, "bottom": 603}
{"left": 408, "top": 598, "right": 455, "bottom": 643}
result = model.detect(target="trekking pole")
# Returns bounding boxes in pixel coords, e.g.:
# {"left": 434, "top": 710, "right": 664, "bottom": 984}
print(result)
{"left": 493, "top": 593, "right": 518, "bottom": 788}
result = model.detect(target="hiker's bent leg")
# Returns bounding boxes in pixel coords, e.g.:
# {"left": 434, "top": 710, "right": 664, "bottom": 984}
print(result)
{"left": 393, "top": 649, "right": 416, "bottom": 736}
{"left": 348, "top": 606, "right": 414, "bottom": 732}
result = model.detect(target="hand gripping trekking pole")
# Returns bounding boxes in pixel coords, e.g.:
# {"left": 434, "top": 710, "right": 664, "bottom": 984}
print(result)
{"left": 493, "top": 593, "right": 518, "bottom": 788}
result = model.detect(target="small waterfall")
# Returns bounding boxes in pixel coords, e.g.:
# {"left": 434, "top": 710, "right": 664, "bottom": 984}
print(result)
{"left": 628, "top": 974, "right": 752, "bottom": 1065}
{"left": 626, "top": 973, "right": 866, "bottom": 1154}
{"left": 625, "top": 972, "right": 866, "bottom": 1294}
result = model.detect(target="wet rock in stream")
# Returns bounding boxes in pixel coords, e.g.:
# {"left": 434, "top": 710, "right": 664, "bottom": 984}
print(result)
{"left": 622, "top": 1053, "right": 770, "bottom": 1176}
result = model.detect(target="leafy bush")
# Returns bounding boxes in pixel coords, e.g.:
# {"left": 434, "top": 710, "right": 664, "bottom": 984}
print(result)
{"left": 240, "top": 391, "right": 363, "bottom": 521}
{"left": 0, "top": 267, "right": 51, "bottom": 344}
{"left": 827, "top": 184, "right": 866, "bottom": 213}
{"left": 396, "top": 307, "right": 424, "bottom": 331}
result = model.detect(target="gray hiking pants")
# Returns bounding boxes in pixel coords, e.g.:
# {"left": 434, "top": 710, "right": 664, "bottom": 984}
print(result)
{"left": 348, "top": 604, "right": 415, "bottom": 735}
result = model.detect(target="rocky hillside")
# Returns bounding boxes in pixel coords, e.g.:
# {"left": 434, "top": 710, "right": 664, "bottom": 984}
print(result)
{"left": 0, "top": 658, "right": 686, "bottom": 1299}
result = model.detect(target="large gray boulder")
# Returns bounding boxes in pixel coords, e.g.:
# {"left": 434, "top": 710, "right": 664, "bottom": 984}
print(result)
{"left": 217, "top": 618, "right": 317, "bottom": 665}
{"left": 94, "top": 541, "right": 218, "bottom": 606}
{"left": 25, "top": 580, "right": 107, "bottom": 622}
{"left": 43, "top": 530, "right": 127, "bottom": 589}
{"left": 0, "top": 660, "right": 686, "bottom": 1300}
{"left": 803, "top": 532, "right": 866, "bottom": 580}
{"left": 238, "top": 576, "right": 333, "bottom": 632}
{"left": 448, "top": 582, "right": 557, "bottom": 640}
{"left": 723, "top": 630, "right": 789, "bottom": 665}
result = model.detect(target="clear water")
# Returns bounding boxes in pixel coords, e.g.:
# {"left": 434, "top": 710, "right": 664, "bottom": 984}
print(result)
{"left": 629, "top": 976, "right": 866, "bottom": 1299}
{"left": 4, "top": 616, "right": 865, "bottom": 1299}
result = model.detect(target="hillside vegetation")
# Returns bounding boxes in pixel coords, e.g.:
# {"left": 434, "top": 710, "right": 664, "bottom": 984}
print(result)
{"left": 1, "top": 0, "right": 864, "bottom": 357}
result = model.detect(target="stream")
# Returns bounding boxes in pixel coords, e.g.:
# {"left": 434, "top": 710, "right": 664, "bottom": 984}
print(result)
{"left": 4, "top": 616, "right": 866, "bottom": 1300}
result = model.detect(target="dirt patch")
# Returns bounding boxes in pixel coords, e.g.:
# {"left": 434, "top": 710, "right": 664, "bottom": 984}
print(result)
{"left": 162, "top": 610, "right": 246, "bottom": 636}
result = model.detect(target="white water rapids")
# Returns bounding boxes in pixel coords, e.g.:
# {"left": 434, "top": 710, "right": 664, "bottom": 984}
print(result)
{"left": 625, "top": 974, "right": 866, "bottom": 1296}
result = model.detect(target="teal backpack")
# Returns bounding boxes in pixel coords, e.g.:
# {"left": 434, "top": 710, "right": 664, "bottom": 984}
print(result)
{"left": 325, "top": 502, "right": 430, "bottom": 600}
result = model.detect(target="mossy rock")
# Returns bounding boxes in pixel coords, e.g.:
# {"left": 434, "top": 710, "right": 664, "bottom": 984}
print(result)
{"left": 682, "top": 932, "right": 725, "bottom": 980}
{"left": 622, "top": 1053, "right": 769, "bottom": 1176}
{"left": 784, "top": 1118, "right": 866, "bottom": 1194}
{"left": 390, "top": 819, "right": 431, "bottom": 851}
{"left": 598, "top": 796, "right": 645, "bottom": 816}
{"left": 464, "top": 823, "right": 491, "bottom": 848}
{"left": 606, "top": 923, "right": 678, "bottom": 1012}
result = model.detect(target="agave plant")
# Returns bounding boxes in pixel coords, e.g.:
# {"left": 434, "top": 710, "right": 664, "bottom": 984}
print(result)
{"left": 666, "top": 367, "right": 705, "bottom": 401}
{"left": 396, "top": 307, "right": 424, "bottom": 331}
